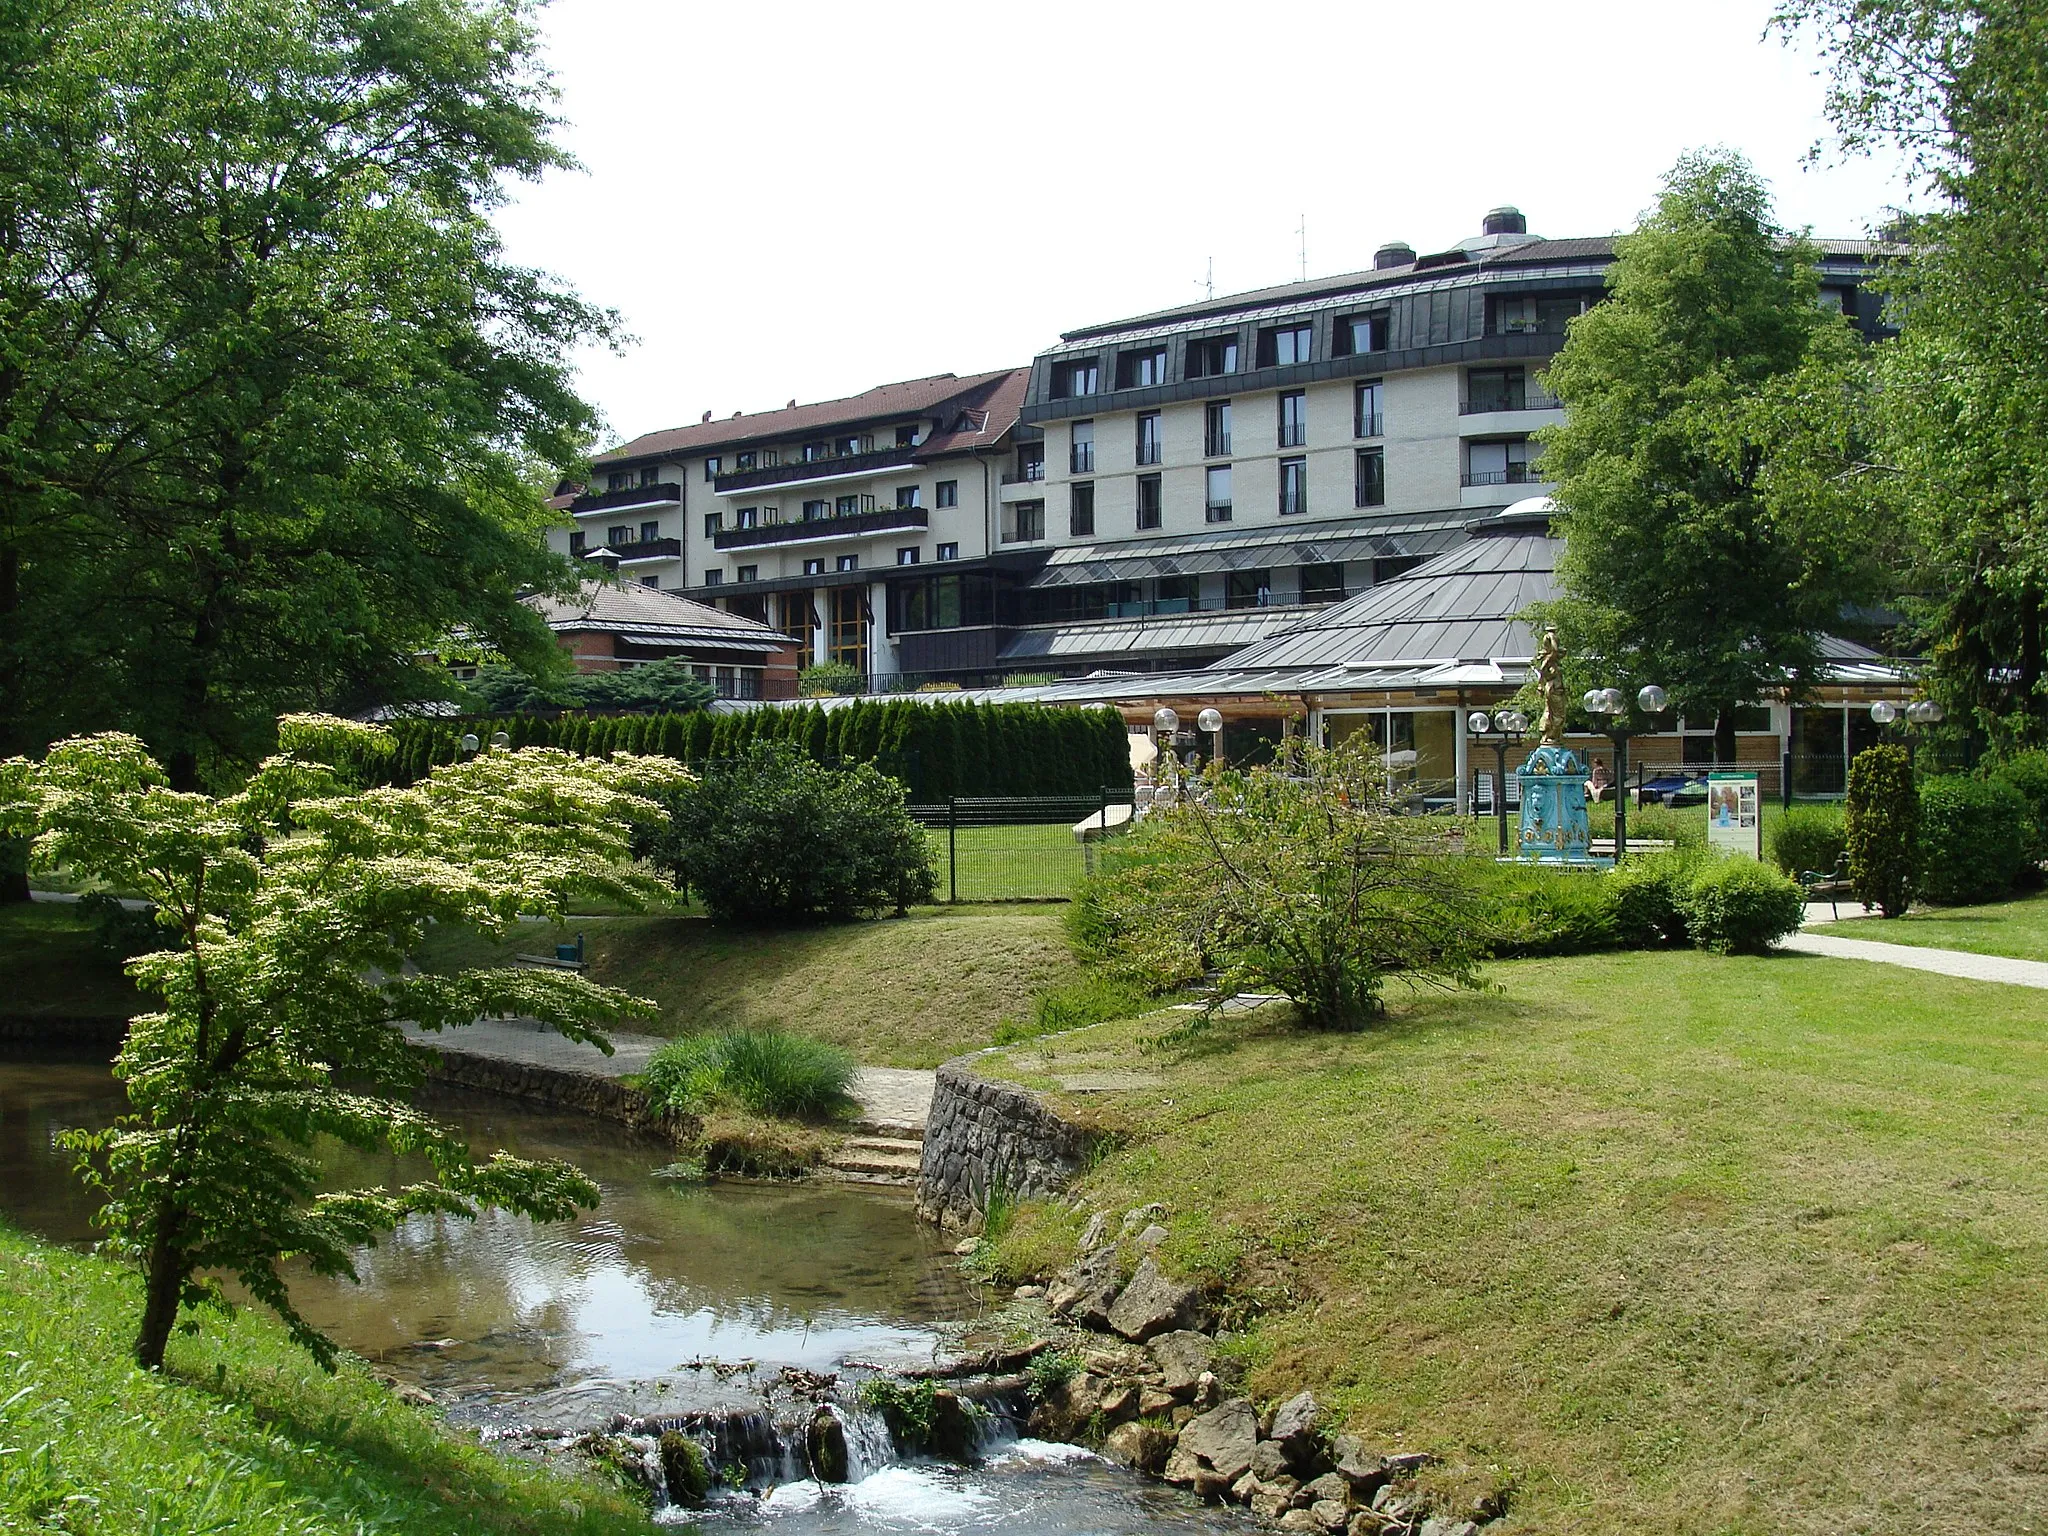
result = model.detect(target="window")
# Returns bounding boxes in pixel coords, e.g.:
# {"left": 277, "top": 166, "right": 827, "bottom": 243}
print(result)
{"left": 1355, "top": 448, "right": 1385, "bottom": 507}
{"left": 606, "top": 470, "right": 631, "bottom": 491}
{"left": 1070, "top": 420, "right": 1094, "bottom": 473}
{"left": 897, "top": 546, "right": 920, "bottom": 565}
{"left": 1355, "top": 379, "right": 1384, "bottom": 437}
{"left": 703, "top": 513, "right": 723, "bottom": 538}
{"left": 736, "top": 564, "right": 758, "bottom": 582}
{"left": 1136, "top": 412, "right": 1161, "bottom": 465}
{"left": 1256, "top": 323, "right": 1312, "bottom": 367}
{"left": 1004, "top": 500, "right": 1045, "bottom": 543}
{"left": 830, "top": 586, "right": 866, "bottom": 672}
{"left": 735, "top": 450, "right": 756, "bottom": 471}
{"left": 896, "top": 423, "right": 918, "bottom": 447}
{"left": 1279, "top": 457, "right": 1307, "bottom": 515}
{"left": 896, "top": 484, "right": 921, "bottom": 508}
{"left": 1070, "top": 482, "right": 1095, "bottom": 537}
{"left": 1336, "top": 311, "right": 1389, "bottom": 355}
{"left": 936, "top": 542, "right": 959, "bottom": 561}
{"left": 1187, "top": 335, "right": 1239, "bottom": 377}
{"left": 1136, "top": 473, "right": 1162, "bottom": 530}
{"left": 1465, "top": 367, "right": 1527, "bottom": 413}
{"left": 1225, "top": 568, "right": 1270, "bottom": 609}
{"left": 640, "top": 520, "right": 660, "bottom": 542}
{"left": 608, "top": 525, "right": 632, "bottom": 547}
{"left": 803, "top": 557, "right": 826, "bottom": 575}
{"left": 639, "top": 465, "right": 661, "bottom": 486}
{"left": 1464, "top": 438, "right": 1534, "bottom": 485}
{"left": 802, "top": 499, "right": 827, "bottom": 521}
{"left": 833, "top": 434, "right": 864, "bottom": 456}
{"left": 640, "top": 575, "right": 659, "bottom": 588}
{"left": 1115, "top": 347, "right": 1168, "bottom": 389}
{"left": 837, "top": 554, "right": 859, "bottom": 572}
{"left": 1204, "top": 400, "right": 1232, "bottom": 457}
{"left": 733, "top": 507, "right": 758, "bottom": 529}
{"left": 1053, "top": 357, "right": 1100, "bottom": 398}
{"left": 835, "top": 493, "right": 860, "bottom": 516}
{"left": 1488, "top": 291, "right": 1593, "bottom": 336}
{"left": 703, "top": 569, "right": 723, "bottom": 586}
{"left": 568, "top": 531, "right": 587, "bottom": 554}
{"left": 704, "top": 456, "right": 721, "bottom": 480}
{"left": 936, "top": 479, "right": 958, "bottom": 508}
{"left": 1300, "top": 562, "right": 1346, "bottom": 604}
{"left": 887, "top": 570, "right": 997, "bottom": 632}
{"left": 1278, "top": 391, "right": 1306, "bottom": 447}
{"left": 762, "top": 448, "right": 779, "bottom": 467}
{"left": 804, "top": 441, "right": 828, "bottom": 462}
{"left": 1205, "top": 465, "right": 1232, "bottom": 523}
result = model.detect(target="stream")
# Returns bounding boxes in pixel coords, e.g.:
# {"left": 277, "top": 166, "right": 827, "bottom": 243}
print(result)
{"left": 0, "top": 1047, "right": 1238, "bottom": 1532}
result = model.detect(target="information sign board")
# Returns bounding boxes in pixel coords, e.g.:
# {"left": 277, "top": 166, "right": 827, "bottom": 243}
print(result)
{"left": 1706, "top": 771, "right": 1762, "bottom": 859}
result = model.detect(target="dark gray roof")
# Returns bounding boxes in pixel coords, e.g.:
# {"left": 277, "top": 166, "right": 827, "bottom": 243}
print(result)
{"left": 1029, "top": 511, "right": 1466, "bottom": 587}
{"left": 997, "top": 607, "right": 1306, "bottom": 664}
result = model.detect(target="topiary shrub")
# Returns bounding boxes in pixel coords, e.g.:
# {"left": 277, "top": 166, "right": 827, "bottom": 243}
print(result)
{"left": 1916, "top": 774, "right": 2032, "bottom": 905}
{"left": 1604, "top": 852, "right": 1700, "bottom": 947}
{"left": 1990, "top": 749, "right": 2048, "bottom": 878}
{"left": 1846, "top": 744, "right": 1918, "bottom": 918}
{"left": 649, "top": 742, "right": 936, "bottom": 921}
{"left": 1679, "top": 858, "right": 1806, "bottom": 955}
{"left": 1767, "top": 803, "right": 1847, "bottom": 877}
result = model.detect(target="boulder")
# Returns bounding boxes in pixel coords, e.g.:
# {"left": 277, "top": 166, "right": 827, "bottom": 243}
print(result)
{"left": 1097, "top": 1382, "right": 1138, "bottom": 1422}
{"left": 1133, "top": 1223, "right": 1169, "bottom": 1249}
{"left": 1047, "top": 1243, "right": 1122, "bottom": 1328}
{"left": 1330, "top": 1434, "right": 1387, "bottom": 1499}
{"left": 804, "top": 1408, "right": 849, "bottom": 1484}
{"left": 658, "top": 1431, "right": 710, "bottom": 1506}
{"left": 1278, "top": 1511, "right": 1323, "bottom": 1533}
{"left": 1250, "top": 1439, "right": 1292, "bottom": 1482}
{"left": 1138, "top": 1386, "right": 1178, "bottom": 1417}
{"left": 1147, "top": 1329, "right": 1216, "bottom": 1396}
{"left": 1251, "top": 1487, "right": 1293, "bottom": 1522}
{"left": 1078, "top": 1210, "right": 1112, "bottom": 1252}
{"left": 928, "top": 1390, "right": 983, "bottom": 1463}
{"left": 1191, "top": 1370, "right": 1223, "bottom": 1410}
{"left": 1270, "top": 1390, "right": 1323, "bottom": 1466}
{"left": 1303, "top": 1472, "right": 1352, "bottom": 1508}
{"left": 1106, "top": 1255, "right": 1200, "bottom": 1342}
{"left": 1311, "top": 1500, "right": 1351, "bottom": 1532}
{"left": 1417, "top": 1521, "right": 1479, "bottom": 1536}
{"left": 1012, "top": 1283, "right": 1045, "bottom": 1301}
{"left": 1120, "top": 1202, "right": 1166, "bottom": 1235}
{"left": 1384, "top": 1450, "right": 1435, "bottom": 1475}
{"left": 1102, "top": 1420, "right": 1173, "bottom": 1476}
{"left": 1347, "top": 1514, "right": 1389, "bottom": 1536}
{"left": 1161, "top": 1396, "right": 1259, "bottom": 1488}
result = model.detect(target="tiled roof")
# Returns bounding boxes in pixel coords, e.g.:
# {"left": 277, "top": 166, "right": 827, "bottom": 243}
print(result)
{"left": 594, "top": 369, "right": 1025, "bottom": 464}
{"left": 526, "top": 579, "right": 790, "bottom": 642}
{"left": 912, "top": 368, "right": 1031, "bottom": 457}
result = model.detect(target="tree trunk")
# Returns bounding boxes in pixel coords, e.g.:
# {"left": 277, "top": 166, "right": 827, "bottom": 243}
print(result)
{"left": 2021, "top": 583, "right": 2042, "bottom": 741}
{"left": 1713, "top": 706, "right": 1738, "bottom": 767}
{"left": 135, "top": 1217, "right": 185, "bottom": 1370}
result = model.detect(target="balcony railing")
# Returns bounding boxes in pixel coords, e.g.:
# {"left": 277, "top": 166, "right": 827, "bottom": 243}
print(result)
{"left": 713, "top": 446, "right": 916, "bottom": 494}
{"left": 1461, "top": 464, "right": 1547, "bottom": 487}
{"left": 575, "top": 536, "right": 681, "bottom": 561}
{"left": 1354, "top": 412, "right": 1384, "bottom": 438}
{"left": 1001, "top": 462, "right": 1046, "bottom": 485}
{"left": 1459, "top": 392, "right": 1562, "bottom": 414}
{"left": 570, "top": 481, "right": 682, "bottom": 514}
{"left": 713, "top": 506, "right": 926, "bottom": 550}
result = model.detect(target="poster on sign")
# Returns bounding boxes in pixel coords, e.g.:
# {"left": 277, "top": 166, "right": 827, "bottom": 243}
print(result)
{"left": 1706, "top": 771, "right": 1761, "bottom": 859}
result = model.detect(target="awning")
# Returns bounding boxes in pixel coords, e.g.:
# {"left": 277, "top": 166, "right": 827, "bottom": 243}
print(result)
{"left": 1028, "top": 522, "right": 1463, "bottom": 587}
{"left": 616, "top": 632, "right": 786, "bottom": 654}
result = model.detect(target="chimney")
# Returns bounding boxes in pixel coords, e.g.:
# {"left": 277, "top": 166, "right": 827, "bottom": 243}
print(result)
{"left": 1482, "top": 205, "right": 1527, "bottom": 236}
{"left": 1374, "top": 241, "right": 1415, "bottom": 270}
{"left": 700, "top": 411, "right": 712, "bottom": 423}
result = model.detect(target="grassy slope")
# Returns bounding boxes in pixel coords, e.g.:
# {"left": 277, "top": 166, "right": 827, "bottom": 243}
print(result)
{"left": 1810, "top": 889, "right": 2048, "bottom": 962}
{"left": 0, "top": 902, "right": 143, "bottom": 1021}
{"left": 985, "top": 952, "right": 2048, "bottom": 1535}
{"left": 0, "top": 1225, "right": 646, "bottom": 1535}
{"left": 418, "top": 907, "right": 1081, "bottom": 1068}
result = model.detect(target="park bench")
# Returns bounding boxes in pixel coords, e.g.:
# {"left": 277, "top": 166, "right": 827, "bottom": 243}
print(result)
{"left": 1798, "top": 854, "right": 1858, "bottom": 920}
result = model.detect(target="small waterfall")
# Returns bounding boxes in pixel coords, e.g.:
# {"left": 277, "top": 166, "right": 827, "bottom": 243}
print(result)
{"left": 836, "top": 1400, "right": 896, "bottom": 1481}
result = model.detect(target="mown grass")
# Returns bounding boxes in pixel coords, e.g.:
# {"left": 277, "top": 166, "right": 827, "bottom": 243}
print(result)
{"left": 0, "top": 902, "right": 145, "bottom": 1023}
{"left": 1810, "top": 889, "right": 2048, "bottom": 962}
{"left": 983, "top": 951, "right": 2048, "bottom": 1535}
{"left": 0, "top": 1223, "right": 647, "bottom": 1535}
{"left": 923, "top": 821, "right": 1094, "bottom": 901}
{"left": 415, "top": 906, "right": 1082, "bottom": 1068}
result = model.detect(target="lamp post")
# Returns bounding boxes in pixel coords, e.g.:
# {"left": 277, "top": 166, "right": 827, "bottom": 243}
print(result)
{"left": 1465, "top": 708, "right": 1529, "bottom": 855}
{"left": 1871, "top": 697, "right": 1943, "bottom": 732}
{"left": 1151, "top": 707, "right": 1180, "bottom": 805}
{"left": 1581, "top": 683, "right": 1667, "bottom": 863}
{"left": 1197, "top": 707, "right": 1224, "bottom": 769}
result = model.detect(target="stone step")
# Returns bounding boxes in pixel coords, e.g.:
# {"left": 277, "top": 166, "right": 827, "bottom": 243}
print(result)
{"left": 851, "top": 1117, "right": 924, "bottom": 1141}
{"left": 825, "top": 1142, "right": 924, "bottom": 1180}
{"left": 840, "top": 1135, "right": 924, "bottom": 1156}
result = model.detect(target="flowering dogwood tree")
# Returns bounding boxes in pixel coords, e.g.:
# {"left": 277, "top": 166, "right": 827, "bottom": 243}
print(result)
{"left": 2, "top": 715, "right": 691, "bottom": 1370}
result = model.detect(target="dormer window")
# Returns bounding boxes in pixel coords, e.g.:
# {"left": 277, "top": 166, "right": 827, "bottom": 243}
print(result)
{"left": 735, "top": 450, "right": 756, "bottom": 471}
{"left": 896, "top": 424, "right": 918, "bottom": 447}
{"left": 1256, "top": 324, "right": 1313, "bottom": 367}
{"left": 1114, "top": 347, "right": 1168, "bottom": 389}
{"left": 606, "top": 470, "right": 632, "bottom": 491}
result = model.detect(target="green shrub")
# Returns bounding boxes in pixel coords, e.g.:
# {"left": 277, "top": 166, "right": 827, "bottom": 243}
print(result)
{"left": 1587, "top": 799, "right": 1706, "bottom": 850}
{"left": 1846, "top": 744, "right": 1918, "bottom": 918}
{"left": 1990, "top": 749, "right": 2048, "bottom": 874}
{"left": 640, "top": 1029, "right": 857, "bottom": 1121}
{"left": 1768, "top": 803, "right": 1847, "bottom": 877}
{"left": 1679, "top": 858, "right": 1806, "bottom": 954}
{"left": 1917, "top": 774, "right": 2032, "bottom": 905}
{"left": 651, "top": 742, "right": 936, "bottom": 921}
{"left": 1479, "top": 865, "right": 1621, "bottom": 957}
{"left": 1604, "top": 852, "right": 1700, "bottom": 947}
{"left": 798, "top": 661, "right": 863, "bottom": 697}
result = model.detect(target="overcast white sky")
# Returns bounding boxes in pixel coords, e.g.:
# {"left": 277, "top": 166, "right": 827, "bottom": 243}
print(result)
{"left": 493, "top": 0, "right": 1914, "bottom": 448}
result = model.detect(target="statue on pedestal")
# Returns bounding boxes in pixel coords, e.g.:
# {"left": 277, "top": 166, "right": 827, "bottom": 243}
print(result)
{"left": 1514, "top": 626, "right": 1603, "bottom": 865}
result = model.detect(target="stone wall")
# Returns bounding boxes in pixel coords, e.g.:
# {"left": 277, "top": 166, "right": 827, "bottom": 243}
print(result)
{"left": 422, "top": 1047, "right": 694, "bottom": 1142}
{"left": 917, "top": 1057, "right": 1094, "bottom": 1231}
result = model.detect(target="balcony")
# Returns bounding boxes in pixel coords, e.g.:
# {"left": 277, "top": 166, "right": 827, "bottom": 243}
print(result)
{"left": 1354, "top": 412, "right": 1384, "bottom": 438}
{"left": 1000, "top": 462, "right": 1046, "bottom": 486}
{"left": 1459, "top": 391, "right": 1561, "bottom": 414}
{"left": 714, "top": 446, "right": 917, "bottom": 495}
{"left": 1461, "top": 464, "right": 1546, "bottom": 488}
{"left": 575, "top": 536, "right": 681, "bottom": 562}
{"left": 713, "top": 506, "right": 927, "bottom": 550}
{"left": 570, "top": 481, "right": 681, "bottom": 514}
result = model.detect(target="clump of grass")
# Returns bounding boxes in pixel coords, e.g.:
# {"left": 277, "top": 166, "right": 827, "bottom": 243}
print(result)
{"left": 1024, "top": 1348, "right": 1080, "bottom": 1402}
{"left": 994, "top": 972, "right": 1159, "bottom": 1045}
{"left": 641, "top": 1028, "right": 857, "bottom": 1121}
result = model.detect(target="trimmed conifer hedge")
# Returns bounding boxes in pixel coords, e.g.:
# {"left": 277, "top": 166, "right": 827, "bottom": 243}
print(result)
{"left": 375, "top": 699, "right": 1134, "bottom": 801}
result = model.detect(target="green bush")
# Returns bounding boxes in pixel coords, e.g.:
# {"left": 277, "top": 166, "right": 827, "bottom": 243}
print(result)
{"left": 798, "top": 661, "right": 863, "bottom": 697}
{"left": 1917, "top": 774, "right": 2032, "bottom": 905}
{"left": 1605, "top": 852, "right": 1700, "bottom": 947}
{"left": 1587, "top": 799, "right": 1706, "bottom": 850}
{"left": 1846, "top": 744, "right": 1918, "bottom": 917}
{"left": 651, "top": 742, "right": 936, "bottom": 921}
{"left": 1768, "top": 803, "right": 1847, "bottom": 877}
{"left": 640, "top": 1029, "right": 857, "bottom": 1121}
{"left": 1479, "top": 864, "right": 1621, "bottom": 957}
{"left": 1991, "top": 749, "right": 2048, "bottom": 874}
{"left": 1679, "top": 858, "right": 1806, "bottom": 955}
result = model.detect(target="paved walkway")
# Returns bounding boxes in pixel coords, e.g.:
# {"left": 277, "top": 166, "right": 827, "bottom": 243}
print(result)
{"left": 1778, "top": 932, "right": 2048, "bottom": 989}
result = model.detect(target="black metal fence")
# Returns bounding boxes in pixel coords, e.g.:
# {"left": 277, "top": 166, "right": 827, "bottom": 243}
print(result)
{"left": 907, "top": 793, "right": 1133, "bottom": 902}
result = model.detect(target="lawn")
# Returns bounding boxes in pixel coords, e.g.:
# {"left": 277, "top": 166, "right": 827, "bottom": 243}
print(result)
{"left": 924, "top": 820, "right": 1095, "bottom": 902}
{"left": 416, "top": 906, "right": 1082, "bottom": 1068}
{"left": 0, "top": 901, "right": 144, "bottom": 1023}
{"left": 0, "top": 1223, "right": 646, "bottom": 1535}
{"left": 984, "top": 951, "right": 2048, "bottom": 1535}
{"left": 1810, "top": 889, "right": 2048, "bottom": 962}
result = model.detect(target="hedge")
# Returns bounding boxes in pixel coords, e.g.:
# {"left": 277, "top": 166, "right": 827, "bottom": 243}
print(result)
{"left": 1917, "top": 773, "right": 2033, "bottom": 906}
{"left": 373, "top": 700, "right": 1134, "bottom": 801}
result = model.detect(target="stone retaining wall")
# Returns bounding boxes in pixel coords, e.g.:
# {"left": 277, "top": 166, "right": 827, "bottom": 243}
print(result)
{"left": 0, "top": 1017, "right": 125, "bottom": 1048}
{"left": 421, "top": 1047, "right": 694, "bottom": 1142}
{"left": 916, "top": 1057, "right": 1094, "bottom": 1231}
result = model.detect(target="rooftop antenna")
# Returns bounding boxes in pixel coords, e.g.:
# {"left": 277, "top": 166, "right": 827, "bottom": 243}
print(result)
{"left": 1297, "top": 214, "right": 1307, "bottom": 282}
{"left": 1195, "top": 256, "right": 1213, "bottom": 300}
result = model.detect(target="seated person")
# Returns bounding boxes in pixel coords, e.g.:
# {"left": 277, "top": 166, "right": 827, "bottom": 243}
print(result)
{"left": 1587, "top": 757, "right": 1611, "bottom": 802}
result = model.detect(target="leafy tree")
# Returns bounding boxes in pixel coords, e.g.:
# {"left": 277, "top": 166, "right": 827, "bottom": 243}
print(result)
{"left": 1, "top": 715, "right": 688, "bottom": 1369}
{"left": 1538, "top": 150, "right": 1884, "bottom": 762}
{"left": 1845, "top": 742, "right": 1919, "bottom": 915}
{"left": 1776, "top": 0, "right": 2048, "bottom": 746}
{"left": 0, "top": 0, "right": 611, "bottom": 800}
{"left": 1084, "top": 736, "right": 1484, "bottom": 1030}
